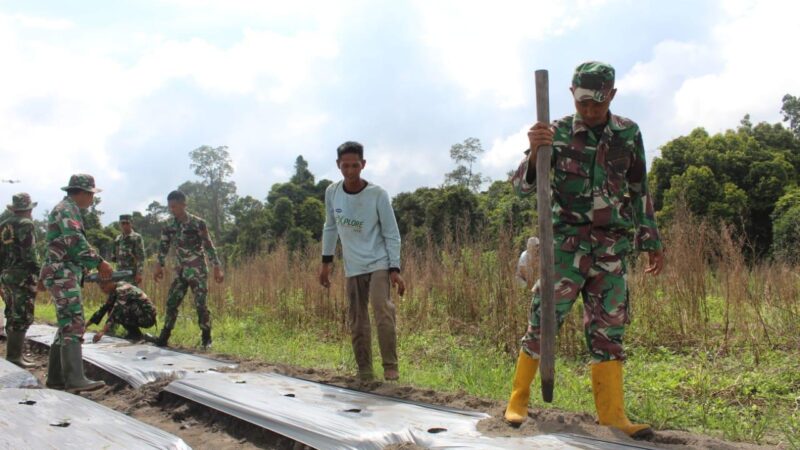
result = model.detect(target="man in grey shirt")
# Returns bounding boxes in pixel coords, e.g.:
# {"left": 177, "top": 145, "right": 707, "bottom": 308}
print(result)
{"left": 319, "top": 141, "right": 406, "bottom": 382}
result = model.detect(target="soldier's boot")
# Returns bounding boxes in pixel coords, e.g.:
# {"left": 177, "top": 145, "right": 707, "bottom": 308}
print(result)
{"left": 155, "top": 327, "right": 172, "bottom": 347}
{"left": 201, "top": 329, "right": 212, "bottom": 350}
{"left": 5, "top": 330, "right": 35, "bottom": 368}
{"left": 504, "top": 349, "right": 539, "bottom": 425}
{"left": 123, "top": 325, "right": 143, "bottom": 342}
{"left": 46, "top": 343, "right": 65, "bottom": 389}
{"left": 61, "top": 341, "right": 105, "bottom": 393}
{"left": 591, "top": 360, "right": 653, "bottom": 438}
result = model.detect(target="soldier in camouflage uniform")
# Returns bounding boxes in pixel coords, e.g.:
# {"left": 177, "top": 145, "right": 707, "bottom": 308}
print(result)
{"left": 39, "top": 174, "right": 113, "bottom": 392}
{"left": 88, "top": 279, "right": 157, "bottom": 343}
{"left": 154, "top": 190, "right": 224, "bottom": 349}
{"left": 504, "top": 62, "right": 664, "bottom": 438}
{"left": 111, "top": 214, "right": 145, "bottom": 285}
{"left": 0, "top": 193, "right": 40, "bottom": 367}
{"left": 0, "top": 209, "right": 11, "bottom": 340}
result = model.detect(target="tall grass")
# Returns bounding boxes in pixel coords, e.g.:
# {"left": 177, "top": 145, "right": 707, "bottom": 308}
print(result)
{"left": 70, "top": 207, "right": 799, "bottom": 362}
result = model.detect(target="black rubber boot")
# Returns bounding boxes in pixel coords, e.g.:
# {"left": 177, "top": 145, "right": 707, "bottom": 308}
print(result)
{"left": 155, "top": 327, "right": 171, "bottom": 347}
{"left": 61, "top": 341, "right": 105, "bottom": 393}
{"left": 201, "top": 329, "right": 212, "bottom": 350}
{"left": 46, "top": 343, "right": 64, "bottom": 389}
{"left": 6, "top": 330, "right": 35, "bottom": 368}
{"left": 123, "top": 325, "right": 143, "bottom": 341}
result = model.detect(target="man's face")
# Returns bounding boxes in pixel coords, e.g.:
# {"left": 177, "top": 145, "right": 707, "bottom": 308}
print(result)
{"left": 73, "top": 191, "right": 95, "bottom": 209}
{"left": 120, "top": 221, "right": 132, "bottom": 234}
{"left": 337, "top": 153, "right": 366, "bottom": 183}
{"left": 571, "top": 88, "right": 616, "bottom": 127}
{"left": 168, "top": 199, "right": 186, "bottom": 218}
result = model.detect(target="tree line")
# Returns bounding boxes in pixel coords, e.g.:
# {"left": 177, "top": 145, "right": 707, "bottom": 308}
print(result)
{"left": 62, "top": 93, "right": 800, "bottom": 264}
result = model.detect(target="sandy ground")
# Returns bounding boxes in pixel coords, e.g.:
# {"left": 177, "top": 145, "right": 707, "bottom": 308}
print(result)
{"left": 2, "top": 337, "right": 783, "bottom": 450}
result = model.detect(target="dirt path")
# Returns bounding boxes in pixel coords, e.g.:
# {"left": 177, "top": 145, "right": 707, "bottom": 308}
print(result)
{"left": 4, "top": 339, "right": 782, "bottom": 450}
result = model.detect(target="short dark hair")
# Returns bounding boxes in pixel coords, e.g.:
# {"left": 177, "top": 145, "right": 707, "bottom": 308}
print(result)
{"left": 167, "top": 190, "right": 186, "bottom": 203}
{"left": 337, "top": 141, "right": 364, "bottom": 159}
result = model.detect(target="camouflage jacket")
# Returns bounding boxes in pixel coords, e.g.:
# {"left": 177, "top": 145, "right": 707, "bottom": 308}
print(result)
{"left": 112, "top": 231, "right": 145, "bottom": 275}
{"left": 89, "top": 281, "right": 154, "bottom": 326}
{"left": 157, "top": 213, "right": 220, "bottom": 270}
{"left": 0, "top": 215, "right": 40, "bottom": 280}
{"left": 42, "top": 197, "right": 103, "bottom": 272}
{"left": 511, "top": 112, "right": 662, "bottom": 254}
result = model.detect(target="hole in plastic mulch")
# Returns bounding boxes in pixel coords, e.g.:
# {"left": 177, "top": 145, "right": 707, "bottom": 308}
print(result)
{"left": 284, "top": 393, "right": 296, "bottom": 398}
{"left": 235, "top": 380, "right": 247, "bottom": 384}
{"left": 18, "top": 400, "right": 36, "bottom": 406}
{"left": 343, "top": 408, "right": 361, "bottom": 413}
{"left": 427, "top": 428, "right": 447, "bottom": 434}
{"left": 50, "top": 421, "right": 71, "bottom": 428}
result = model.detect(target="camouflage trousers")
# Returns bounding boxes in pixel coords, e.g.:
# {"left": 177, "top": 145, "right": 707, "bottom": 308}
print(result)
{"left": 0, "top": 271, "right": 36, "bottom": 332}
{"left": 40, "top": 263, "right": 85, "bottom": 345}
{"left": 111, "top": 301, "right": 156, "bottom": 329}
{"left": 521, "top": 247, "right": 630, "bottom": 362}
{"left": 163, "top": 266, "right": 210, "bottom": 332}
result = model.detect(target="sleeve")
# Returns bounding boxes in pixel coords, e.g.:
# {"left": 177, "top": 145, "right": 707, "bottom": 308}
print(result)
{"left": 377, "top": 189, "right": 402, "bottom": 271}
{"left": 110, "top": 237, "right": 118, "bottom": 263}
{"left": 18, "top": 221, "right": 40, "bottom": 275}
{"left": 515, "top": 251, "right": 528, "bottom": 285}
{"left": 135, "top": 235, "right": 145, "bottom": 274}
{"left": 60, "top": 207, "right": 103, "bottom": 270}
{"left": 321, "top": 186, "right": 338, "bottom": 262}
{"left": 157, "top": 225, "right": 171, "bottom": 266}
{"left": 89, "top": 293, "right": 114, "bottom": 325}
{"left": 510, "top": 124, "right": 558, "bottom": 197}
{"left": 628, "top": 129, "right": 663, "bottom": 252}
{"left": 199, "top": 220, "right": 221, "bottom": 266}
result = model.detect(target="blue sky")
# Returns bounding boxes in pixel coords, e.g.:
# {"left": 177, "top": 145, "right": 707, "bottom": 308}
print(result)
{"left": 1, "top": 0, "right": 798, "bottom": 223}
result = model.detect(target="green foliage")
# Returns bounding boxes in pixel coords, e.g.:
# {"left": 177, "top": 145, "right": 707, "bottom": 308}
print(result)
{"left": 771, "top": 187, "right": 800, "bottom": 263}
{"left": 651, "top": 102, "right": 800, "bottom": 255}
{"left": 187, "top": 145, "right": 237, "bottom": 240}
{"left": 782, "top": 93, "right": 800, "bottom": 137}
{"left": 444, "top": 137, "right": 489, "bottom": 192}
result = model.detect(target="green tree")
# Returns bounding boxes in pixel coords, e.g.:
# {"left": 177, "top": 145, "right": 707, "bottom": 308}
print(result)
{"left": 781, "top": 93, "right": 800, "bottom": 137}
{"left": 771, "top": 187, "right": 800, "bottom": 262}
{"left": 444, "top": 137, "right": 488, "bottom": 192}
{"left": 189, "top": 145, "right": 237, "bottom": 240}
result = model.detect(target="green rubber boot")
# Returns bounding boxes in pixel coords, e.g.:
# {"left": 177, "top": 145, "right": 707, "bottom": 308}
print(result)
{"left": 61, "top": 341, "right": 105, "bottom": 393}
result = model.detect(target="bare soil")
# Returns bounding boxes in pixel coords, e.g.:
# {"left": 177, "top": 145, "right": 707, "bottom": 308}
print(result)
{"left": 3, "top": 338, "right": 781, "bottom": 450}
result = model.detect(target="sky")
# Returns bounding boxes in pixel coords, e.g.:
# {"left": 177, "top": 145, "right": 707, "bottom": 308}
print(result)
{"left": 1, "top": 0, "right": 799, "bottom": 224}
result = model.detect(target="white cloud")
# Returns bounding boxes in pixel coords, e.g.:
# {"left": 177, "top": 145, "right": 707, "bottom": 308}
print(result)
{"left": 481, "top": 125, "right": 529, "bottom": 178}
{"left": 412, "top": 0, "right": 612, "bottom": 108}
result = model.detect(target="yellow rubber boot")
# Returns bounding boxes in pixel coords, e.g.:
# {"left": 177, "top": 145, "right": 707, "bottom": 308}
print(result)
{"left": 504, "top": 349, "right": 539, "bottom": 425}
{"left": 591, "top": 360, "right": 653, "bottom": 438}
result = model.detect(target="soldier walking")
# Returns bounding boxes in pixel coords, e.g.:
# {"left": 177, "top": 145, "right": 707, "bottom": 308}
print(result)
{"left": 154, "top": 190, "right": 223, "bottom": 349}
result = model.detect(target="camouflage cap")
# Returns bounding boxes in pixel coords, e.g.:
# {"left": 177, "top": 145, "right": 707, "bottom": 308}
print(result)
{"left": 6, "top": 193, "right": 37, "bottom": 212}
{"left": 61, "top": 174, "right": 102, "bottom": 193}
{"left": 571, "top": 61, "right": 615, "bottom": 102}
{"left": 119, "top": 214, "right": 132, "bottom": 222}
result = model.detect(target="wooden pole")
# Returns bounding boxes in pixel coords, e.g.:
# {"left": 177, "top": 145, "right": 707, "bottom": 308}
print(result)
{"left": 535, "top": 69, "right": 556, "bottom": 403}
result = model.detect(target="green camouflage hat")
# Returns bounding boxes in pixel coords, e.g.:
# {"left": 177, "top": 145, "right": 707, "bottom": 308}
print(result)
{"left": 571, "top": 61, "right": 615, "bottom": 102}
{"left": 6, "top": 193, "right": 37, "bottom": 212}
{"left": 119, "top": 214, "right": 132, "bottom": 222}
{"left": 61, "top": 173, "right": 102, "bottom": 193}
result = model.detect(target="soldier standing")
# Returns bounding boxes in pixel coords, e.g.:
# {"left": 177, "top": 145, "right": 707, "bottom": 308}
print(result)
{"left": 88, "top": 279, "right": 157, "bottom": 343}
{"left": 0, "top": 193, "right": 40, "bottom": 367}
{"left": 39, "top": 174, "right": 113, "bottom": 392}
{"left": 111, "top": 214, "right": 145, "bottom": 285}
{"left": 154, "top": 190, "right": 223, "bottom": 349}
{"left": 504, "top": 62, "right": 664, "bottom": 437}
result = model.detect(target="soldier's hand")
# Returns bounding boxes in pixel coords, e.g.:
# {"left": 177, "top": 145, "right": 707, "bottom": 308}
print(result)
{"left": 214, "top": 266, "right": 224, "bottom": 284}
{"left": 645, "top": 249, "right": 665, "bottom": 276}
{"left": 37, "top": 279, "right": 46, "bottom": 292}
{"left": 154, "top": 265, "right": 164, "bottom": 282}
{"left": 527, "top": 122, "right": 554, "bottom": 162}
{"left": 92, "top": 332, "right": 104, "bottom": 343}
{"left": 319, "top": 263, "right": 332, "bottom": 288}
{"left": 390, "top": 271, "right": 406, "bottom": 297}
{"left": 98, "top": 261, "right": 113, "bottom": 281}
{"left": 135, "top": 273, "right": 143, "bottom": 285}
